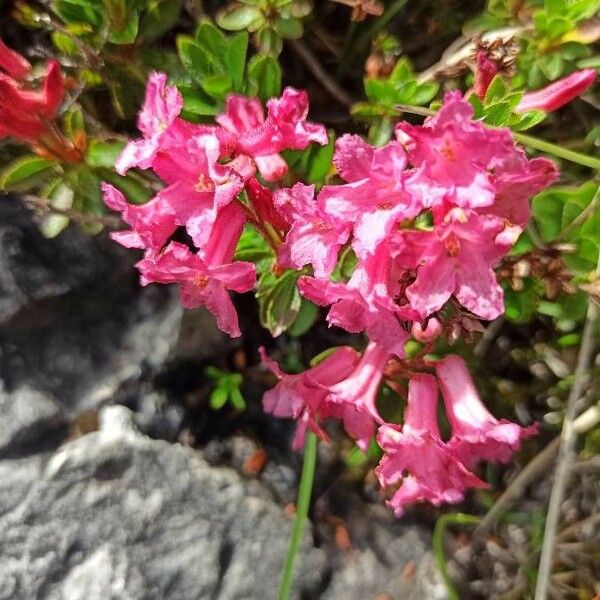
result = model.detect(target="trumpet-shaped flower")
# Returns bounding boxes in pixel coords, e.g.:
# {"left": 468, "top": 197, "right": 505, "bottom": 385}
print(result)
{"left": 115, "top": 72, "right": 198, "bottom": 174}
{"left": 376, "top": 374, "right": 487, "bottom": 516}
{"left": 321, "top": 341, "right": 389, "bottom": 450}
{"left": 299, "top": 245, "right": 408, "bottom": 356}
{"left": 320, "top": 135, "right": 419, "bottom": 256}
{"left": 436, "top": 355, "right": 538, "bottom": 468}
{"left": 260, "top": 346, "right": 361, "bottom": 448}
{"left": 105, "top": 135, "right": 245, "bottom": 253}
{"left": 0, "top": 37, "right": 31, "bottom": 79}
{"left": 396, "top": 91, "right": 516, "bottom": 209}
{"left": 276, "top": 183, "right": 352, "bottom": 277}
{"left": 137, "top": 203, "right": 255, "bottom": 337}
{"left": 216, "top": 88, "right": 327, "bottom": 181}
{"left": 396, "top": 209, "right": 517, "bottom": 320}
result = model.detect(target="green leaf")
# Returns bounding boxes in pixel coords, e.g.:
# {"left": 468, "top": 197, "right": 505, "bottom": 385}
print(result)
{"left": 0, "top": 156, "right": 57, "bottom": 190}
{"left": 257, "top": 269, "right": 302, "bottom": 336}
{"left": 51, "top": 31, "right": 79, "bottom": 55}
{"left": 482, "top": 101, "right": 513, "bottom": 126}
{"left": 62, "top": 107, "right": 86, "bottom": 141}
{"left": 509, "top": 110, "right": 547, "bottom": 131}
{"left": 179, "top": 84, "right": 219, "bottom": 116}
{"left": 195, "top": 19, "right": 228, "bottom": 61}
{"left": 229, "top": 387, "right": 246, "bottom": 410}
{"left": 288, "top": 299, "right": 319, "bottom": 337}
{"left": 209, "top": 386, "right": 229, "bottom": 410}
{"left": 484, "top": 75, "right": 508, "bottom": 103}
{"left": 412, "top": 82, "right": 439, "bottom": 105}
{"left": 201, "top": 74, "right": 233, "bottom": 99}
{"left": 227, "top": 32, "right": 249, "bottom": 91}
{"left": 177, "top": 35, "right": 225, "bottom": 83}
{"left": 54, "top": 0, "right": 102, "bottom": 27}
{"left": 138, "top": 0, "right": 183, "bottom": 41}
{"left": 235, "top": 225, "right": 274, "bottom": 266}
{"left": 39, "top": 180, "right": 74, "bottom": 238}
{"left": 85, "top": 139, "right": 126, "bottom": 168}
{"left": 247, "top": 54, "right": 281, "bottom": 101}
{"left": 217, "top": 5, "right": 263, "bottom": 31}
{"left": 274, "top": 16, "right": 303, "bottom": 39}
{"left": 108, "top": 10, "right": 139, "bottom": 44}
{"left": 98, "top": 168, "right": 151, "bottom": 204}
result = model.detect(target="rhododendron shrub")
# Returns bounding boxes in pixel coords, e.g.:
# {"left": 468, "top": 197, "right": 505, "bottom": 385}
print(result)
{"left": 102, "top": 71, "right": 559, "bottom": 516}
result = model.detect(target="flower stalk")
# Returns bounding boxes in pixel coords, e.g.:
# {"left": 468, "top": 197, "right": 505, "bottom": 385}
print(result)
{"left": 277, "top": 431, "right": 318, "bottom": 600}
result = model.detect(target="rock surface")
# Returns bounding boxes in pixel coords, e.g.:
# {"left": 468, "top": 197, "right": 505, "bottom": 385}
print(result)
{"left": 0, "top": 196, "right": 182, "bottom": 415}
{"left": 0, "top": 384, "right": 67, "bottom": 458}
{"left": 0, "top": 406, "right": 326, "bottom": 600}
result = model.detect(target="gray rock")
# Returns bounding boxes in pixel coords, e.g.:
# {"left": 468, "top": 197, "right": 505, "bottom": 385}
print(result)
{"left": 0, "top": 384, "right": 66, "bottom": 458}
{"left": 321, "top": 503, "right": 430, "bottom": 600}
{"left": 408, "top": 552, "right": 448, "bottom": 600}
{"left": 0, "top": 196, "right": 182, "bottom": 415}
{"left": 0, "top": 406, "right": 326, "bottom": 600}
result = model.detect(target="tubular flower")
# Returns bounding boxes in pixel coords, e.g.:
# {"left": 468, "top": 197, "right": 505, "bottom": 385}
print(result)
{"left": 321, "top": 341, "right": 389, "bottom": 450}
{"left": 137, "top": 203, "right": 255, "bottom": 337}
{"left": 376, "top": 375, "right": 487, "bottom": 516}
{"left": 396, "top": 91, "right": 515, "bottom": 209}
{"left": 276, "top": 183, "right": 352, "bottom": 277}
{"left": 319, "top": 135, "right": 420, "bottom": 257}
{"left": 396, "top": 208, "right": 519, "bottom": 320}
{"left": 299, "top": 245, "right": 409, "bottom": 356}
{"left": 436, "top": 355, "right": 538, "bottom": 469}
{"left": 0, "top": 38, "right": 65, "bottom": 143}
{"left": 104, "top": 135, "right": 245, "bottom": 253}
{"left": 115, "top": 72, "right": 194, "bottom": 174}
{"left": 215, "top": 88, "right": 328, "bottom": 181}
{"left": 516, "top": 68, "right": 597, "bottom": 113}
{"left": 260, "top": 346, "right": 361, "bottom": 449}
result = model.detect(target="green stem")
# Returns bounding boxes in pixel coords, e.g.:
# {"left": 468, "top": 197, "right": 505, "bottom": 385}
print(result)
{"left": 278, "top": 431, "right": 318, "bottom": 600}
{"left": 513, "top": 132, "right": 600, "bottom": 171}
{"left": 432, "top": 513, "right": 481, "bottom": 600}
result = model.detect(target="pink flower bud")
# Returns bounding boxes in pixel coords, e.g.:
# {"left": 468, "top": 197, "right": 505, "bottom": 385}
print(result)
{"left": 516, "top": 69, "right": 597, "bottom": 113}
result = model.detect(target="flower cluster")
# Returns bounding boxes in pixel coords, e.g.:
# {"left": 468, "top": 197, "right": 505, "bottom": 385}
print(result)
{"left": 103, "top": 73, "right": 327, "bottom": 336}
{"left": 104, "top": 73, "right": 558, "bottom": 515}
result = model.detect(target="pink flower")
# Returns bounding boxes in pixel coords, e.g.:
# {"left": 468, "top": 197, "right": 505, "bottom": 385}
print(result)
{"left": 395, "top": 208, "right": 516, "bottom": 320}
{"left": 216, "top": 88, "right": 327, "bottom": 181}
{"left": 137, "top": 203, "right": 255, "bottom": 337}
{"left": 260, "top": 346, "right": 361, "bottom": 449}
{"left": 376, "top": 374, "right": 487, "bottom": 516}
{"left": 104, "top": 135, "right": 245, "bottom": 252}
{"left": 486, "top": 153, "right": 558, "bottom": 227}
{"left": 516, "top": 69, "right": 597, "bottom": 113}
{"left": 276, "top": 183, "right": 351, "bottom": 277}
{"left": 115, "top": 72, "right": 200, "bottom": 174}
{"left": 436, "top": 355, "right": 538, "bottom": 469}
{"left": 321, "top": 341, "right": 389, "bottom": 450}
{"left": 396, "top": 91, "right": 515, "bottom": 209}
{"left": 320, "top": 135, "right": 419, "bottom": 257}
{"left": 299, "top": 245, "right": 409, "bottom": 356}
